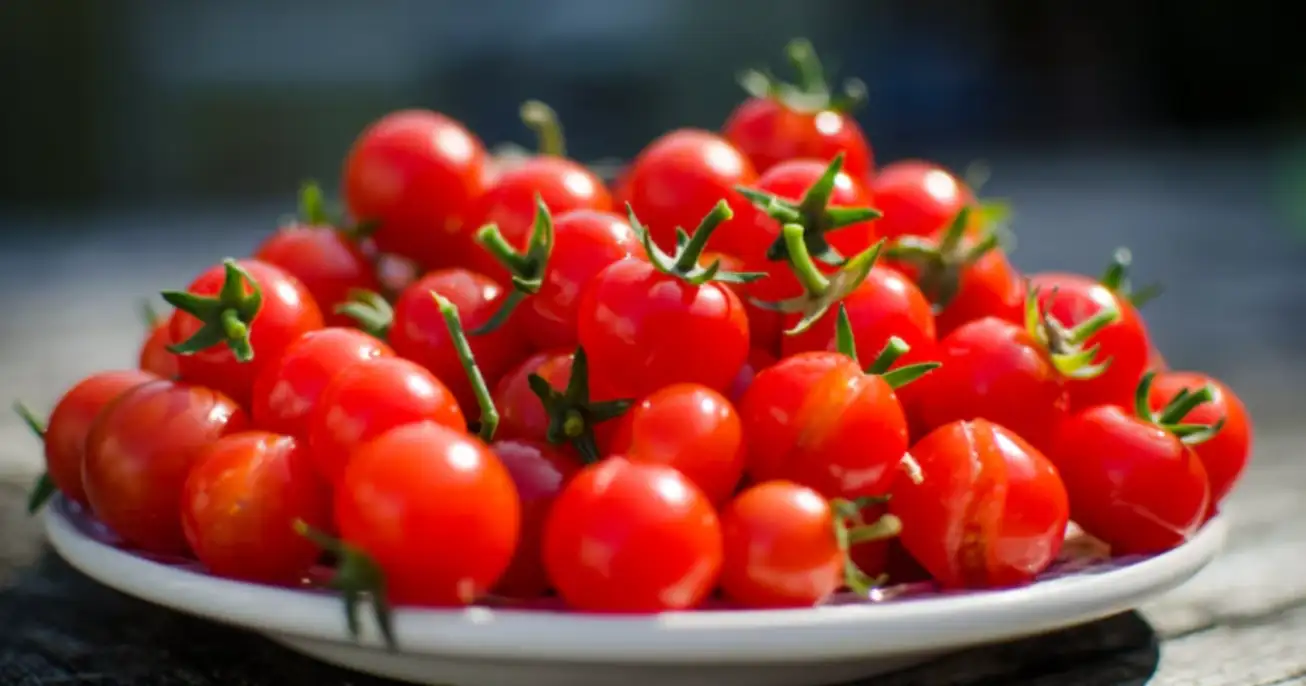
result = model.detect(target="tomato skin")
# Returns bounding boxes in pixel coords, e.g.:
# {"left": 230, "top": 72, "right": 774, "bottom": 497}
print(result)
{"left": 342, "top": 110, "right": 488, "bottom": 269}
{"left": 611, "top": 383, "right": 746, "bottom": 505}
{"left": 543, "top": 457, "right": 723, "bottom": 613}
{"left": 460, "top": 159, "right": 614, "bottom": 285}
{"left": 622, "top": 129, "right": 759, "bottom": 254}
{"left": 253, "top": 224, "right": 380, "bottom": 327}
{"left": 577, "top": 258, "right": 750, "bottom": 399}
{"left": 891, "top": 419, "right": 1070, "bottom": 589}
{"left": 167, "top": 260, "right": 324, "bottom": 408}
{"left": 390, "top": 268, "right": 530, "bottom": 416}
{"left": 869, "top": 161, "right": 973, "bottom": 241}
{"left": 250, "top": 328, "right": 394, "bottom": 439}
{"left": 1052, "top": 406, "right": 1210, "bottom": 555}
{"left": 728, "top": 348, "right": 778, "bottom": 403}
{"left": 724, "top": 98, "right": 874, "bottom": 182}
{"left": 1030, "top": 272, "right": 1150, "bottom": 411}
{"left": 908, "top": 317, "right": 1069, "bottom": 455}
{"left": 82, "top": 379, "right": 249, "bottom": 555}
{"left": 1147, "top": 371, "right": 1252, "bottom": 509}
{"left": 41, "top": 370, "right": 160, "bottom": 507}
{"left": 517, "top": 210, "right": 643, "bottom": 351}
{"left": 490, "top": 439, "right": 582, "bottom": 599}
{"left": 719, "top": 480, "right": 845, "bottom": 608}
{"left": 493, "top": 349, "right": 572, "bottom": 444}
{"left": 306, "top": 356, "right": 465, "bottom": 485}
{"left": 888, "top": 249, "right": 1025, "bottom": 339}
{"left": 336, "top": 421, "right": 520, "bottom": 607}
{"left": 780, "top": 266, "right": 937, "bottom": 365}
{"left": 139, "top": 320, "right": 179, "bottom": 378}
{"left": 181, "top": 431, "right": 332, "bottom": 584}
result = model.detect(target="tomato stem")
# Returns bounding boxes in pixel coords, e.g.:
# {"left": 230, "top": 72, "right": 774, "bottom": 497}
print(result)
{"left": 139, "top": 298, "right": 163, "bottom": 330}
{"left": 478, "top": 224, "right": 533, "bottom": 276}
{"left": 520, "top": 100, "right": 566, "bottom": 158}
{"left": 1065, "top": 301, "right": 1120, "bottom": 346}
{"left": 25, "top": 473, "right": 56, "bottom": 515}
{"left": 13, "top": 400, "right": 46, "bottom": 438}
{"left": 738, "top": 38, "right": 867, "bottom": 114}
{"left": 433, "top": 293, "right": 499, "bottom": 442}
{"left": 527, "top": 347, "right": 633, "bottom": 464}
{"left": 782, "top": 222, "right": 830, "bottom": 296}
{"left": 1099, "top": 247, "right": 1164, "bottom": 308}
{"left": 1025, "top": 287, "right": 1116, "bottom": 381}
{"left": 1156, "top": 384, "right": 1214, "bottom": 425}
{"left": 161, "top": 259, "right": 263, "bottom": 363}
{"left": 630, "top": 201, "right": 765, "bottom": 286}
{"left": 755, "top": 236, "right": 884, "bottom": 336}
{"left": 1133, "top": 371, "right": 1226, "bottom": 445}
{"left": 294, "top": 520, "right": 397, "bottom": 651}
{"left": 865, "top": 336, "right": 910, "bottom": 375}
{"left": 472, "top": 197, "right": 556, "bottom": 336}
{"left": 298, "top": 180, "right": 331, "bottom": 226}
{"left": 845, "top": 513, "right": 902, "bottom": 546}
{"left": 884, "top": 206, "right": 1009, "bottom": 313}
{"left": 830, "top": 498, "right": 897, "bottom": 596}
{"left": 336, "top": 289, "right": 394, "bottom": 340}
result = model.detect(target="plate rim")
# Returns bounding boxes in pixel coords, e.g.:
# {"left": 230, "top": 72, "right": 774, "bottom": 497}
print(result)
{"left": 44, "top": 495, "right": 1226, "bottom": 664}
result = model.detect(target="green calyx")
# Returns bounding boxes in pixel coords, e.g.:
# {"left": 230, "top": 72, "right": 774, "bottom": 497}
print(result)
{"left": 830, "top": 495, "right": 901, "bottom": 596}
{"left": 336, "top": 290, "right": 394, "bottom": 340}
{"left": 12, "top": 401, "right": 56, "bottom": 514}
{"left": 1024, "top": 287, "right": 1119, "bottom": 381}
{"left": 738, "top": 37, "right": 868, "bottom": 114}
{"left": 139, "top": 298, "right": 164, "bottom": 329}
{"left": 754, "top": 222, "right": 885, "bottom": 335}
{"left": 629, "top": 200, "right": 766, "bottom": 287}
{"left": 294, "top": 520, "right": 397, "bottom": 651}
{"left": 885, "top": 206, "right": 1007, "bottom": 311}
{"left": 471, "top": 196, "right": 555, "bottom": 336}
{"left": 432, "top": 293, "right": 499, "bottom": 442}
{"left": 1099, "top": 247, "right": 1164, "bottom": 308}
{"left": 527, "top": 347, "right": 632, "bottom": 464}
{"left": 832, "top": 305, "right": 940, "bottom": 389}
{"left": 520, "top": 100, "right": 566, "bottom": 158}
{"left": 1133, "top": 371, "right": 1226, "bottom": 445}
{"left": 161, "top": 259, "right": 262, "bottom": 362}
{"left": 737, "top": 154, "right": 882, "bottom": 269}
{"left": 294, "top": 180, "right": 377, "bottom": 240}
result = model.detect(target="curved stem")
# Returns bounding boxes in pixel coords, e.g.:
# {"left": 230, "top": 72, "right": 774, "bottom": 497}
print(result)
{"left": 433, "top": 293, "right": 499, "bottom": 442}
{"left": 782, "top": 223, "right": 830, "bottom": 296}
{"left": 1066, "top": 303, "right": 1120, "bottom": 345}
{"left": 520, "top": 100, "right": 566, "bottom": 158}
{"left": 865, "top": 336, "right": 909, "bottom": 375}
{"left": 672, "top": 200, "right": 733, "bottom": 272}
{"left": 1157, "top": 384, "right": 1215, "bottom": 425}
{"left": 476, "top": 224, "right": 532, "bottom": 275}
{"left": 1133, "top": 371, "right": 1158, "bottom": 423}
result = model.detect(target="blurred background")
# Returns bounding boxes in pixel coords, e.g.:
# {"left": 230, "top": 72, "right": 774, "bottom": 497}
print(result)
{"left": 0, "top": 0, "right": 1303, "bottom": 474}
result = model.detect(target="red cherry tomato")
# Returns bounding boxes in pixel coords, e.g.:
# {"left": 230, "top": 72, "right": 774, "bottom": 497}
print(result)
{"left": 181, "top": 431, "right": 333, "bottom": 584}
{"left": 728, "top": 348, "right": 778, "bottom": 403}
{"left": 341, "top": 110, "right": 488, "bottom": 269}
{"left": 166, "top": 260, "right": 324, "bottom": 408}
{"left": 611, "top": 383, "right": 745, "bottom": 505}
{"left": 490, "top": 439, "right": 582, "bottom": 599}
{"left": 1053, "top": 404, "right": 1210, "bottom": 555}
{"left": 35, "top": 370, "right": 159, "bottom": 507}
{"left": 336, "top": 421, "right": 520, "bottom": 606}
{"left": 725, "top": 99, "right": 873, "bottom": 183}
{"left": 702, "top": 250, "right": 783, "bottom": 357}
{"left": 543, "top": 457, "right": 723, "bottom": 613}
{"left": 493, "top": 349, "right": 572, "bottom": 444}
{"left": 390, "top": 268, "right": 530, "bottom": 416}
{"left": 83, "top": 379, "right": 249, "bottom": 555}
{"left": 139, "top": 319, "right": 179, "bottom": 378}
{"left": 250, "top": 327, "right": 394, "bottom": 439}
{"left": 869, "top": 161, "right": 974, "bottom": 240}
{"left": 891, "top": 419, "right": 1070, "bottom": 588}
{"left": 253, "top": 224, "right": 379, "bottom": 327}
{"left": 1148, "top": 371, "right": 1252, "bottom": 509}
{"left": 622, "top": 129, "right": 758, "bottom": 254}
{"left": 306, "top": 356, "right": 465, "bottom": 485}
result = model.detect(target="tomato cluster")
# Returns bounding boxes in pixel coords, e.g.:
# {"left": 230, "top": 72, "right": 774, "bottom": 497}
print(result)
{"left": 18, "top": 39, "right": 1252, "bottom": 646}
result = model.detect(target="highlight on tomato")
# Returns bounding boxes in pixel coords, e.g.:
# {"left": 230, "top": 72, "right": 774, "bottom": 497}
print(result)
{"left": 869, "top": 160, "right": 973, "bottom": 241}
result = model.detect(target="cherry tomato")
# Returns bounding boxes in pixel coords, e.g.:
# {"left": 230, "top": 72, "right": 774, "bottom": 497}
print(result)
{"left": 253, "top": 223, "right": 379, "bottom": 327}
{"left": 622, "top": 129, "right": 758, "bottom": 254}
{"left": 34, "top": 370, "right": 159, "bottom": 507}
{"left": 83, "top": 379, "right": 249, "bottom": 555}
{"left": 250, "top": 327, "right": 394, "bottom": 439}
{"left": 1148, "top": 371, "right": 1252, "bottom": 509}
{"left": 891, "top": 419, "right": 1070, "bottom": 588}
{"left": 390, "top": 268, "right": 529, "bottom": 416}
{"left": 1053, "top": 404, "right": 1210, "bottom": 555}
{"left": 543, "top": 457, "right": 723, "bottom": 613}
{"left": 139, "top": 318, "right": 179, "bottom": 378}
{"left": 869, "top": 161, "right": 974, "bottom": 241}
{"left": 703, "top": 250, "right": 783, "bottom": 357}
{"left": 341, "top": 109, "right": 488, "bottom": 269}
{"left": 181, "top": 431, "right": 333, "bottom": 584}
{"left": 611, "top": 383, "right": 745, "bottom": 505}
{"left": 335, "top": 421, "right": 520, "bottom": 606}
{"left": 165, "top": 259, "right": 324, "bottom": 409}
{"left": 306, "top": 356, "right": 465, "bottom": 485}
{"left": 493, "top": 349, "right": 573, "bottom": 444}
{"left": 490, "top": 439, "right": 582, "bottom": 599}
{"left": 728, "top": 348, "right": 778, "bottom": 403}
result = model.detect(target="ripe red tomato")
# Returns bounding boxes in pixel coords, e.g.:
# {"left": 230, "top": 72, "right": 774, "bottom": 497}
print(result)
{"left": 306, "top": 356, "right": 465, "bottom": 485}
{"left": 390, "top": 268, "right": 530, "bottom": 416}
{"left": 493, "top": 349, "right": 573, "bottom": 444}
{"left": 491, "top": 348, "right": 625, "bottom": 461}
{"left": 489, "top": 439, "right": 582, "bottom": 599}
{"left": 543, "top": 457, "right": 723, "bottom": 613}
{"left": 335, "top": 421, "right": 520, "bottom": 606}
{"left": 82, "top": 379, "right": 249, "bottom": 555}
{"left": 1147, "top": 371, "right": 1252, "bottom": 509}
{"left": 701, "top": 250, "right": 783, "bottom": 357}
{"left": 621, "top": 129, "right": 758, "bottom": 254}
{"left": 181, "top": 431, "right": 333, "bottom": 584}
{"left": 164, "top": 259, "right": 324, "bottom": 408}
{"left": 610, "top": 383, "right": 745, "bottom": 505}
{"left": 869, "top": 161, "right": 974, "bottom": 240}
{"left": 891, "top": 419, "right": 1070, "bottom": 588}
{"left": 727, "top": 347, "right": 778, "bottom": 403}
{"left": 253, "top": 223, "right": 379, "bottom": 327}
{"left": 250, "top": 327, "right": 394, "bottom": 439}
{"left": 341, "top": 109, "right": 487, "bottom": 269}
{"left": 139, "top": 306, "right": 179, "bottom": 378}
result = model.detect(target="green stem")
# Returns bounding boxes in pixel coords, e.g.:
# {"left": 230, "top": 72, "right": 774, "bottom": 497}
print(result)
{"left": 476, "top": 224, "right": 532, "bottom": 275}
{"left": 13, "top": 401, "right": 46, "bottom": 437}
{"left": 845, "top": 514, "right": 902, "bottom": 545}
{"left": 335, "top": 290, "right": 394, "bottom": 340}
{"left": 785, "top": 38, "right": 826, "bottom": 94}
{"left": 782, "top": 223, "right": 830, "bottom": 296}
{"left": 1156, "top": 384, "right": 1214, "bottom": 425}
{"left": 26, "top": 473, "right": 56, "bottom": 514}
{"left": 1066, "top": 303, "right": 1120, "bottom": 344}
{"left": 865, "top": 337, "right": 909, "bottom": 375}
{"left": 294, "top": 520, "right": 396, "bottom": 651}
{"left": 520, "top": 100, "right": 566, "bottom": 158}
{"left": 433, "top": 294, "right": 499, "bottom": 442}
{"left": 672, "top": 200, "right": 733, "bottom": 272}
{"left": 298, "top": 180, "right": 331, "bottom": 226}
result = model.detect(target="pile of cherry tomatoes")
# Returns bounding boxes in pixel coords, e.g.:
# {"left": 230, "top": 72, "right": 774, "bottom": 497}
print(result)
{"left": 18, "top": 40, "right": 1252, "bottom": 645}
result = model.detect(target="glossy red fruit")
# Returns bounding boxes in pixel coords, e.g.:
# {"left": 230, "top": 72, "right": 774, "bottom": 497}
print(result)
{"left": 181, "top": 431, "right": 333, "bottom": 584}
{"left": 493, "top": 349, "right": 573, "bottom": 444}
{"left": 727, "top": 348, "right": 778, "bottom": 403}
{"left": 1147, "top": 371, "right": 1252, "bottom": 509}
{"left": 869, "top": 161, "right": 974, "bottom": 240}
{"left": 335, "top": 421, "right": 520, "bottom": 606}
{"left": 250, "top": 327, "right": 394, "bottom": 439}
{"left": 490, "top": 439, "right": 582, "bottom": 599}
{"left": 83, "top": 379, "right": 249, "bottom": 555}
{"left": 342, "top": 109, "right": 488, "bottom": 269}
{"left": 254, "top": 223, "right": 379, "bottom": 327}
{"left": 543, "top": 457, "right": 723, "bottom": 613}
{"left": 139, "top": 316, "right": 179, "bottom": 379}
{"left": 891, "top": 419, "right": 1070, "bottom": 588}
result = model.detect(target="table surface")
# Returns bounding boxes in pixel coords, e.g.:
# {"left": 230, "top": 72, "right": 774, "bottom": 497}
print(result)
{"left": 2, "top": 146, "right": 1306, "bottom": 685}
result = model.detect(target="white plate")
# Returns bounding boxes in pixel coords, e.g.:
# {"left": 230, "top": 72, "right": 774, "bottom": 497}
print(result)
{"left": 45, "top": 496, "right": 1225, "bottom": 686}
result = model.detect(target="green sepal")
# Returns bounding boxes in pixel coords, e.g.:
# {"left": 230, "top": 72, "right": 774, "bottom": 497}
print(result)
{"left": 628, "top": 201, "right": 766, "bottom": 286}
{"left": 830, "top": 497, "right": 900, "bottom": 596}
{"left": 160, "top": 259, "right": 262, "bottom": 362}
{"left": 295, "top": 520, "right": 397, "bottom": 651}
{"left": 1133, "top": 371, "right": 1226, "bottom": 445}
{"left": 737, "top": 37, "right": 868, "bottom": 115}
{"left": 1025, "top": 287, "right": 1118, "bottom": 381}
{"left": 336, "top": 289, "right": 394, "bottom": 340}
{"left": 755, "top": 225, "right": 885, "bottom": 335}
{"left": 527, "top": 347, "right": 633, "bottom": 464}
{"left": 472, "top": 196, "right": 556, "bottom": 335}
{"left": 1099, "top": 247, "right": 1164, "bottom": 308}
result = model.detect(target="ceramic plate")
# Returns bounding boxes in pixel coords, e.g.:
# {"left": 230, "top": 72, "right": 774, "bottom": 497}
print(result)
{"left": 45, "top": 496, "right": 1225, "bottom": 686}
